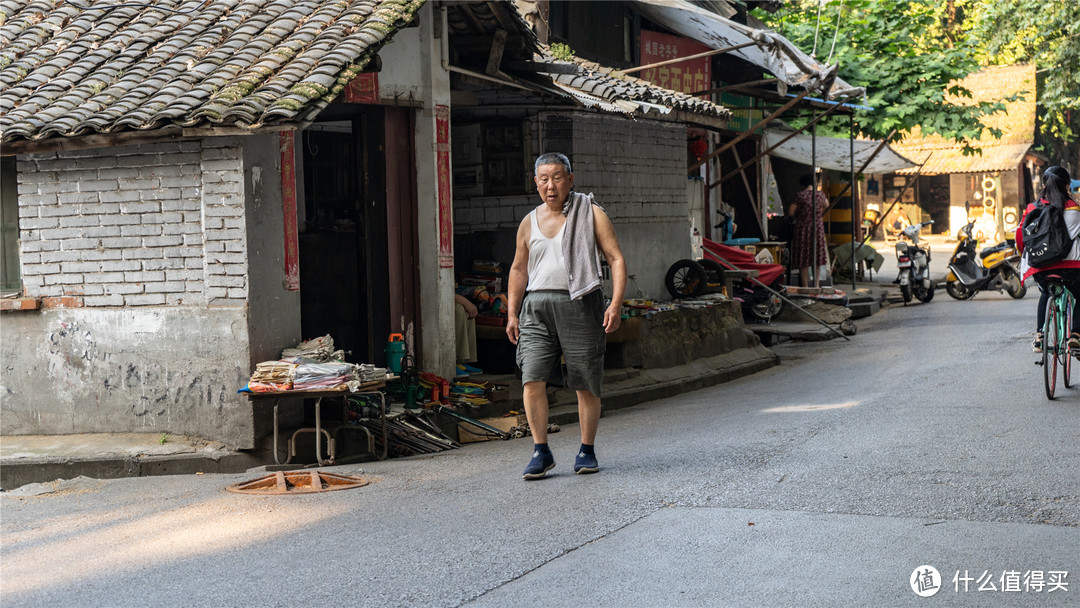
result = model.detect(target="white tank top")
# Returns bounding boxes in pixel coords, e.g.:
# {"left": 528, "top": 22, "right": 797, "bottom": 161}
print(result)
{"left": 526, "top": 210, "right": 570, "bottom": 291}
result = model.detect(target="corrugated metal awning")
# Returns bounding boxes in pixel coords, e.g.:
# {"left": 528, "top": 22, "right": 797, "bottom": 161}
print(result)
{"left": 765, "top": 130, "right": 917, "bottom": 174}
{"left": 625, "top": 0, "right": 864, "bottom": 101}
{"left": 893, "top": 144, "right": 1032, "bottom": 175}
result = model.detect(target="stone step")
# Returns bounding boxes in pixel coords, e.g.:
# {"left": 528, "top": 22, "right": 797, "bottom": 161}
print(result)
{"left": 848, "top": 299, "right": 880, "bottom": 319}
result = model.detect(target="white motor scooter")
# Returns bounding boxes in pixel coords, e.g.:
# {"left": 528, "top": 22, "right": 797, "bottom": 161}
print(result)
{"left": 895, "top": 221, "right": 935, "bottom": 304}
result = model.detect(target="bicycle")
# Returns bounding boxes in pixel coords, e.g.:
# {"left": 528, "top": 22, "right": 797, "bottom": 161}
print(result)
{"left": 1037, "top": 276, "right": 1074, "bottom": 399}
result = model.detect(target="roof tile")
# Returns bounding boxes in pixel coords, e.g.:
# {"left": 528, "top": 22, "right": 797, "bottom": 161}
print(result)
{"left": 1, "top": 0, "right": 423, "bottom": 142}
{"left": 550, "top": 55, "right": 730, "bottom": 121}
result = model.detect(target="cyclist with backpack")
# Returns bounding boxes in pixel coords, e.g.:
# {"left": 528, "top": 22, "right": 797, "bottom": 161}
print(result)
{"left": 1016, "top": 166, "right": 1080, "bottom": 352}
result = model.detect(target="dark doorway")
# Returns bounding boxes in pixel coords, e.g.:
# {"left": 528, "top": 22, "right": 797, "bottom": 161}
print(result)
{"left": 918, "top": 174, "right": 951, "bottom": 234}
{"left": 715, "top": 137, "right": 763, "bottom": 240}
{"left": 299, "top": 108, "right": 390, "bottom": 365}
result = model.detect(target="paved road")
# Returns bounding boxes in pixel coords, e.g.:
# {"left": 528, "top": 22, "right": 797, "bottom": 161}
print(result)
{"left": 2, "top": 292, "right": 1077, "bottom": 607}
{"left": 861, "top": 236, "right": 961, "bottom": 285}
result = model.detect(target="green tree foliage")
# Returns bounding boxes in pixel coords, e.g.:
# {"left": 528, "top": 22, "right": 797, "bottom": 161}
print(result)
{"left": 970, "top": 0, "right": 1079, "bottom": 168}
{"left": 753, "top": 0, "right": 1013, "bottom": 154}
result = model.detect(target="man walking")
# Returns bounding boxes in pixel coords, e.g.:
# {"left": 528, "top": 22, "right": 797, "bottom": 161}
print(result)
{"left": 506, "top": 152, "right": 627, "bottom": 479}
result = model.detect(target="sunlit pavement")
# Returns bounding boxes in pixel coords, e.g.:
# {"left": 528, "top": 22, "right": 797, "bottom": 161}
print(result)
{"left": 2, "top": 290, "right": 1076, "bottom": 607}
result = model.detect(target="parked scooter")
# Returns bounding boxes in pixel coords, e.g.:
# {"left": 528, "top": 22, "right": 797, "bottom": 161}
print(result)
{"left": 944, "top": 221, "right": 1026, "bottom": 300}
{"left": 894, "top": 220, "right": 935, "bottom": 304}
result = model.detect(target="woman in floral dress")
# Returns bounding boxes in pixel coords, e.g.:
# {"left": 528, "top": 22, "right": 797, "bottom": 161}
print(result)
{"left": 787, "top": 174, "right": 829, "bottom": 287}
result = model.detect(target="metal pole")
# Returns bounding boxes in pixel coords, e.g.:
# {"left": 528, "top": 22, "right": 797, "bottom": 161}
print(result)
{"left": 850, "top": 114, "right": 857, "bottom": 291}
{"left": 812, "top": 113, "right": 819, "bottom": 288}
{"left": 863, "top": 157, "right": 931, "bottom": 240}
{"left": 824, "top": 128, "right": 898, "bottom": 212}
{"left": 702, "top": 249, "right": 850, "bottom": 341}
{"left": 708, "top": 93, "right": 856, "bottom": 191}
{"left": 688, "top": 90, "right": 811, "bottom": 174}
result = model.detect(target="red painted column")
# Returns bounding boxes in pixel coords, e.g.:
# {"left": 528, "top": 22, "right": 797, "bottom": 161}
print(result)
{"left": 279, "top": 131, "right": 300, "bottom": 291}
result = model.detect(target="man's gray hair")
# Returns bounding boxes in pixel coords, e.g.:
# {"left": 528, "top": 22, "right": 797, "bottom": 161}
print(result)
{"left": 534, "top": 152, "right": 572, "bottom": 175}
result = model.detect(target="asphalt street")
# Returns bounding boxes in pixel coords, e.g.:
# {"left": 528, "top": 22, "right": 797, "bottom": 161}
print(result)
{"left": 2, "top": 290, "right": 1078, "bottom": 607}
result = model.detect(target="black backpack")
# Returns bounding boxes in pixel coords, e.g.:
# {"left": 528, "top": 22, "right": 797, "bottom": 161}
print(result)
{"left": 1022, "top": 201, "right": 1072, "bottom": 267}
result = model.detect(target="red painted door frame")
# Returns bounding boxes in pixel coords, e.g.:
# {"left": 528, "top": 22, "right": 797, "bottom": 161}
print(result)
{"left": 384, "top": 107, "right": 421, "bottom": 357}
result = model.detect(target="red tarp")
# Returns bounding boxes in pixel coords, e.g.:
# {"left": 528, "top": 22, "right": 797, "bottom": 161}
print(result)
{"left": 701, "top": 239, "right": 786, "bottom": 286}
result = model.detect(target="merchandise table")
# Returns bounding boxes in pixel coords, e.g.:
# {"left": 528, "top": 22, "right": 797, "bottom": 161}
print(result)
{"left": 244, "top": 381, "right": 389, "bottom": 466}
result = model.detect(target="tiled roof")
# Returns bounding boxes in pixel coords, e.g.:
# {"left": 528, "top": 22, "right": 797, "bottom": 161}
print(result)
{"left": 442, "top": 2, "right": 729, "bottom": 124}
{"left": 892, "top": 64, "right": 1036, "bottom": 174}
{"left": 550, "top": 56, "right": 731, "bottom": 121}
{"left": 449, "top": 2, "right": 726, "bottom": 122}
{"left": 0, "top": 0, "right": 423, "bottom": 143}
{"left": 894, "top": 143, "right": 1032, "bottom": 175}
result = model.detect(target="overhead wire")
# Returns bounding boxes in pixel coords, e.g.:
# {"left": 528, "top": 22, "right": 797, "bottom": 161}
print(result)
{"left": 811, "top": 0, "right": 824, "bottom": 57}
{"left": 826, "top": 0, "right": 844, "bottom": 64}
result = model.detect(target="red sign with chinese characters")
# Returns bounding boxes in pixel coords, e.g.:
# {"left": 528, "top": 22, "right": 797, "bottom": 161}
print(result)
{"left": 279, "top": 131, "right": 300, "bottom": 291}
{"left": 343, "top": 73, "right": 379, "bottom": 104}
{"left": 436, "top": 104, "right": 454, "bottom": 269}
{"left": 639, "top": 30, "right": 711, "bottom": 97}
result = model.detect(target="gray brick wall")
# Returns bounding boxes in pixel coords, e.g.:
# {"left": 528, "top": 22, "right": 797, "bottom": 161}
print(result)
{"left": 452, "top": 111, "right": 689, "bottom": 232}
{"left": 16, "top": 139, "right": 248, "bottom": 307}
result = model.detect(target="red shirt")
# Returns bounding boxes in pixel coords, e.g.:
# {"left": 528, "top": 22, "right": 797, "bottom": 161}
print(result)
{"left": 1016, "top": 197, "right": 1080, "bottom": 281}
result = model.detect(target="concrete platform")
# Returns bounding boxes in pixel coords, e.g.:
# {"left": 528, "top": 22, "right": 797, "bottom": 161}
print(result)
{"left": 750, "top": 321, "right": 848, "bottom": 344}
{"left": 0, "top": 345, "right": 780, "bottom": 490}
{"left": 0, "top": 433, "right": 262, "bottom": 492}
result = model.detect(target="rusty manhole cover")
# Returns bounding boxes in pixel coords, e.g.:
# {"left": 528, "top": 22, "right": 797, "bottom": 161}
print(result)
{"left": 226, "top": 470, "right": 369, "bottom": 495}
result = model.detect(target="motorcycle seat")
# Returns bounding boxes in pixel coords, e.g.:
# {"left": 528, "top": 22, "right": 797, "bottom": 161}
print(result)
{"left": 980, "top": 244, "right": 1008, "bottom": 259}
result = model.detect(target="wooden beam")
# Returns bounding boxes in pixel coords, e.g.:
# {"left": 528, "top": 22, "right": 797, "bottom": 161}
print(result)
{"left": 503, "top": 60, "right": 582, "bottom": 74}
{"left": 2, "top": 124, "right": 296, "bottom": 156}
{"left": 485, "top": 29, "right": 507, "bottom": 76}
{"left": 458, "top": 3, "right": 487, "bottom": 35}
{"left": 691, "top": 79, "right": 776, "bottom": 97}
{"left": 824, "top": 129, "right": 897, "bottom": 212}
{"left": 2, "top": 128, "right": 192, "bottom": 156}
{"left": 863, "top": 157, "right": 930, "bottom": 239}
{"left": 485, "top": 0, "right": 516, "bottom": 31}
{"left": 618, "top": 41, "right": 757, "bottom": 76}
{"left": 708, "top": 93, "right": 851, "bottom": 190}
{"left": 688, "top": 89, "right": 810, "bottom": 174}
{"left": 731, "top": 144, "right": 766, "bottom": 236}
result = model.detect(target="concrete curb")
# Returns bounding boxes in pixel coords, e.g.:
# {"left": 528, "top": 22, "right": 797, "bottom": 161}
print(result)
{"left": 548, "top": 345, "right": 779, "bottom": 427}
{"left": 0, "top": 450, "right": 264, "bottom": 491}
{"left": 1, "top": 436, "right": 265, "bottom": 492}
{"left": 1, "top": 346, "right": 779, "bottom": 490}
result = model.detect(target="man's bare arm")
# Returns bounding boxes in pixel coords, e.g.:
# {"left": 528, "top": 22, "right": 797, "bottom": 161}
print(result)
{"left": 506, "top": 217, "right": 531, "bottom": 344}
{"left": 594, "top": 205, "right": 626, "bottom": 334}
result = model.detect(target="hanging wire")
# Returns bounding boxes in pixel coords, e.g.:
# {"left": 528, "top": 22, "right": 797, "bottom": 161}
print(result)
{"left": 811, "top": 0, "right": 824, "bottom": 57}
{"left": 826, "top": 0, "right": 844, "bottom": 64}
{"left": 61, "top": 0, "right": 210, "bottom": 14}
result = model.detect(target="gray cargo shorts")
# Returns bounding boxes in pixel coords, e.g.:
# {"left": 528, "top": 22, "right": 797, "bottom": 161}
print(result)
{"left": 516, "top": 289, "right": 606, "bottom": 397}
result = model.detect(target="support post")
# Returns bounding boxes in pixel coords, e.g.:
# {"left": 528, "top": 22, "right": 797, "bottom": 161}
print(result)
{"left": 708, "top": 93, "right": 853, "bottom": 191}
{"left": 850, "top": 114, "right": 857, "bottom": 291}
{"left": 688, "top": 90, "right": 810, "bottom": 174}
{"left": 811, "top": 113, "right": 819, "bottom": 288}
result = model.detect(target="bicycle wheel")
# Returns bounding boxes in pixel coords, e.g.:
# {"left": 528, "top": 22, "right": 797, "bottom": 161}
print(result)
{"left": 1044, "top": 292, "right": 1059, "bottom": 400}
{"left": 1066, "top": 294, "right": 1074, "bottom": 388}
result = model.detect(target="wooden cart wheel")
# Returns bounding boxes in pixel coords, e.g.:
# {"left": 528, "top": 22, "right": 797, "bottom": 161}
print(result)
{"left": 665, "top": 259, "right": 707, "bottom": 299}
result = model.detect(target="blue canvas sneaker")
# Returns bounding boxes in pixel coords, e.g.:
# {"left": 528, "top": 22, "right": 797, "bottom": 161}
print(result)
{"left": 459, "top": 362, "right": 484, "bottom": 374}
{"left": 573, "top": 450, "right": 599, "bottom": 475}
{"left": 522, "top": 448, "right": 555, "bottom": 480}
